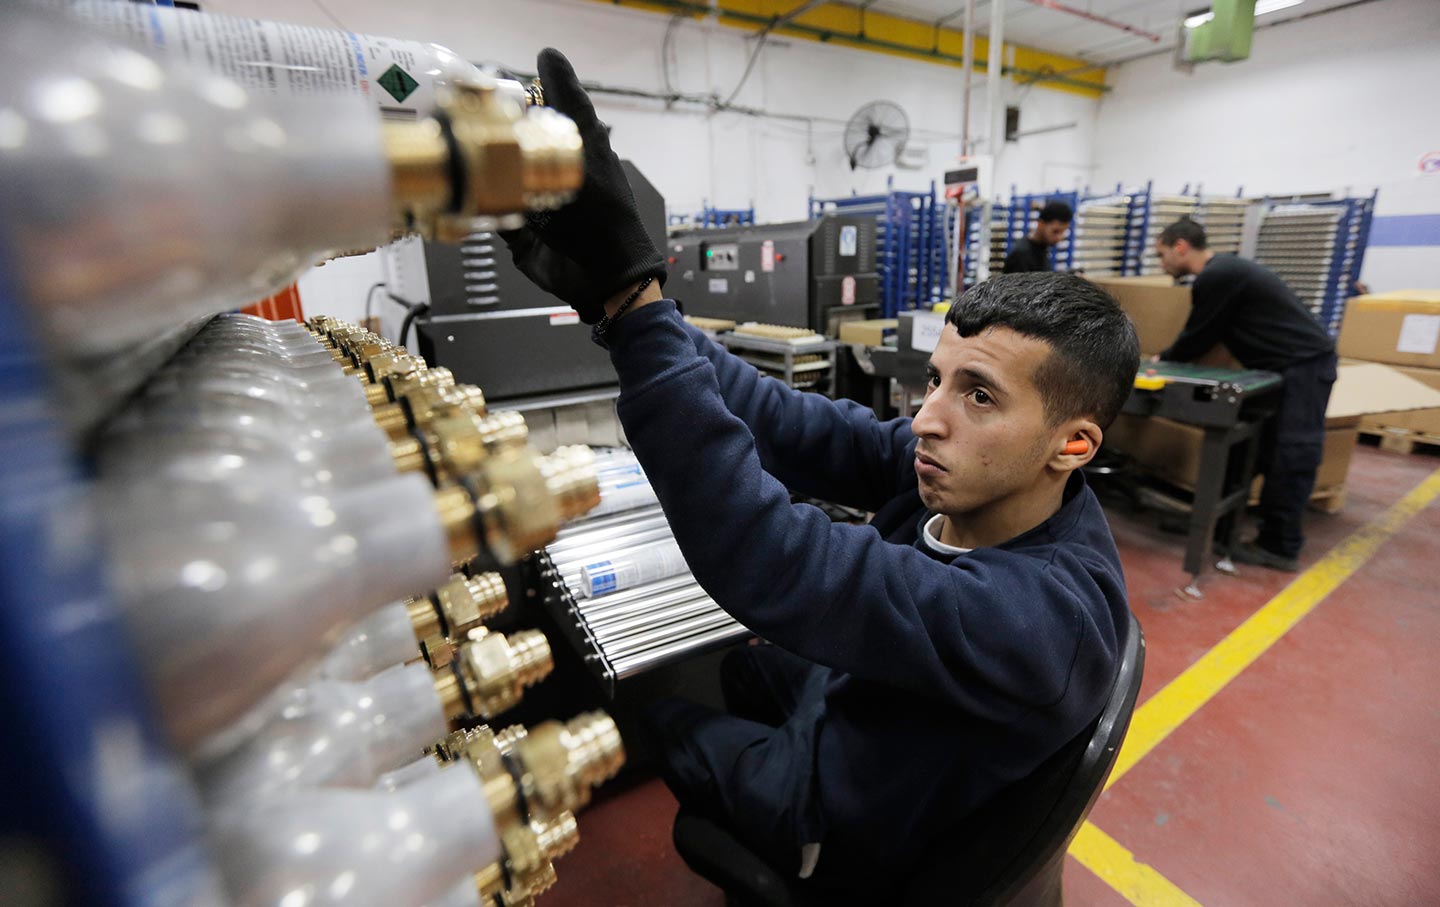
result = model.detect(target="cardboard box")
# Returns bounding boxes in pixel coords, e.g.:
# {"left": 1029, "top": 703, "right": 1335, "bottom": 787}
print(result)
{"left": 839, "top": 318, "right": 898, "bottom": 347}
{"left": 1336, "top": 290, "right": 1440, "bottom": 369}
{"left": 1090, "top": 276, "right": 1192, "bottom": 357}
{"left": 1089, "top": 275, "right": 1239, "bottom": 366}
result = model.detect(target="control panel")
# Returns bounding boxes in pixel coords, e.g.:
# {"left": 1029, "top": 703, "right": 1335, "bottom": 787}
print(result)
{"left": 701, "top": 242, "right": 740, "bottom": 271}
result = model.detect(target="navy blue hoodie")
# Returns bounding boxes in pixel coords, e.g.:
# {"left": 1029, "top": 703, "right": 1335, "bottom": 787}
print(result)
{"left": 606, "top": 301, "right": 1128, "bottom": 869}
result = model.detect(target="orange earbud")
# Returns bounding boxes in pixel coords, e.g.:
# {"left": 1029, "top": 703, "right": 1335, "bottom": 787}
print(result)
{"left": 1062, "top": 439, "right": 1090, "bottom": 455}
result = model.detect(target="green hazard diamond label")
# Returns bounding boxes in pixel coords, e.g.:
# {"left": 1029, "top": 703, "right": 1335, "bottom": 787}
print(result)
{"left": 377, "top": 64, "right": 419, "bottom": 103}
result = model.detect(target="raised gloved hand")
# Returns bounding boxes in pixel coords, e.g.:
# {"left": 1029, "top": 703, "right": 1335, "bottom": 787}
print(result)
{"left": 500, "top": 48, "right": 666, "bottom": 323}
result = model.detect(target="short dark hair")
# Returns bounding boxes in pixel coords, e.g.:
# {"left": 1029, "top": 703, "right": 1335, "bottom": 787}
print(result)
{"left": 1038, "top": 200, "right": 1073, "bottom": 224}
{"left": 945, "top": 273, "right": 1138, "bottom": 429}
{"left": 1159, "top": 217, "right": 1207, "bottom": 249}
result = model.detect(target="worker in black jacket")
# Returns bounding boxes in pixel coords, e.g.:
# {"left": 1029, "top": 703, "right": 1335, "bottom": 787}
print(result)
{"left": 1154, "top": 217, "right": 1338, "bottom": 571}
{"left": 1003, "top": 200, "right": 1072, "bottom": 273}
{"left": 501, "top": 50, "right": 1139, "bottom": 900}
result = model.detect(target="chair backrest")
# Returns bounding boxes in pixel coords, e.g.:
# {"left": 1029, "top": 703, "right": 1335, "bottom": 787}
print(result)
{"left": 903, "top": 608, "right": 1146, "bottom": 905}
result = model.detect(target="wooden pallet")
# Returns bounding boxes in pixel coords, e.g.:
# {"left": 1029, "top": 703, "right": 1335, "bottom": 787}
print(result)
{"left": 1359, "top": 427, "right": 1440, "bottom": 456}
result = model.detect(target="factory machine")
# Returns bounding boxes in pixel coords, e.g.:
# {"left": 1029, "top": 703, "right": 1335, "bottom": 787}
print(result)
{"left": 415, "top": 163, "right": 669, "bottom": 405}
{"left": 0, "top": 6, "right": 644, "bottom": 905}
{"left": 667, "top": 215, "right": 881, "bottom": 336}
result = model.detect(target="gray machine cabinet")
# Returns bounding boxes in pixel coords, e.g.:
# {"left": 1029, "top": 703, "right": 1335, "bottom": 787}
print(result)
{"left": 416, "top": 161, "right": 666, "bottom": 403}
{"left": 667, "top": 216, "right": 879, "bottom": 334}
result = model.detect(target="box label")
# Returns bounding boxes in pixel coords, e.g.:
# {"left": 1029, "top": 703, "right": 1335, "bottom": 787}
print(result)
{"left": 1397, "top": 314, "right": 1440, "bottom": 355}
{"left": 910, "top": 311, "right": 946, "bottom": 353}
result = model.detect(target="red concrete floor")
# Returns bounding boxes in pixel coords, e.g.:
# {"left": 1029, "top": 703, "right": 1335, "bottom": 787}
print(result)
{"left": 545, "top": 444, "right": 1440, "bottom": 906}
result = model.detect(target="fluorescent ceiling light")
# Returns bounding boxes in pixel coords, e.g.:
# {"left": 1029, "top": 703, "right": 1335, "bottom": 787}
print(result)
{"left": 1184, "top": 0, "right": 1302, "bottom": 29}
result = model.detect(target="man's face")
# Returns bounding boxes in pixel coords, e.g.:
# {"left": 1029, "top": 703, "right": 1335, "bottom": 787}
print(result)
{"left": 1038, "top": 219, "right": 1070, "bottom": 246}
{"left": 912, "top": 325, "right": 1059, "bottom": 517}
{"left": 1155, "top": 239, "right": 1186, "bottom": 277}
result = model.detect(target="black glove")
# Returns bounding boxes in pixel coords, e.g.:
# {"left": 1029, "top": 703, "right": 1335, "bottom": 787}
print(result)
{"left": 500, "top": 48, "right": 666, "bottom": 323}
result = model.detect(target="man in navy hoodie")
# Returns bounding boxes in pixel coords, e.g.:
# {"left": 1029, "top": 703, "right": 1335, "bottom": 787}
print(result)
{"left": 503, "top": 50, "right": 1138, "bottom": 899}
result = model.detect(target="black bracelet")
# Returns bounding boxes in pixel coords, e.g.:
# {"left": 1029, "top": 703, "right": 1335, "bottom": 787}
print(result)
{"left": 592, "top": 276, "right": 655, "bottom": 339}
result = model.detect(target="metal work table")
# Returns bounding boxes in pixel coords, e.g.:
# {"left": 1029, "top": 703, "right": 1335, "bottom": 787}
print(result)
{"left": 1120, "top": 363, "right": 1283, "bottom": 598}
{"left": 718, "top": 332, "right": 840, "bottom": 394}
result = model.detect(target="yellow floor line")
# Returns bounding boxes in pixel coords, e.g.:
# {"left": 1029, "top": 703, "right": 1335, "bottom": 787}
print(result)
{"left": 1107, "top": 466, "right": 1440, "bottom": 791}
{"left": 1069, "top": 822, "right": 1205, "bottom": 907}
{"left": 1063, "top": 467, "right": 1440, "bottom": 907}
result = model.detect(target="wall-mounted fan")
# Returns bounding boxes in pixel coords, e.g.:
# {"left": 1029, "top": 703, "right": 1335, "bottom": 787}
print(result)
{"left": 843, "top": 100, "right": 910, "bottom": 170}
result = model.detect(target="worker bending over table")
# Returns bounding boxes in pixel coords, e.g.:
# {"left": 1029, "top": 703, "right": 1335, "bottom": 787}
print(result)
{"left": 501, "top": 49, "right": 1139, "bottom": 899}
{"left": 1154, "top": 217, "right": 1338, "bottom": 571}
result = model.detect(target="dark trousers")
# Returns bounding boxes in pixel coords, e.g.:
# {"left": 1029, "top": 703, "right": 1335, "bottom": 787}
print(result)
{"left": 1255, "top": 352, "right": 1337, "bottom": 558}
{"left": 644, "top": 645, "right": 829, "bottom": 875}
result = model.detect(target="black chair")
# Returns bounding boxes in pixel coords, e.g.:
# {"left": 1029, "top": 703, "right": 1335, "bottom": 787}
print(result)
{"left": 672, "top": 610, "right": 1145, "bottom": 907}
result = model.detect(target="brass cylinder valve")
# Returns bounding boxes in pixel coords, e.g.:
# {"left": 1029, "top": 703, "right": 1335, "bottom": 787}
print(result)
{"left": 390, "top": 409, "right": 532, "bottom": 486}
{"left": 432, "top": 627, "right": 553, "bottom": 723}
{"left": 538, "top": 445, "right": 602, "bottom": 522}
{"left": 381, "top": 77, "right": 582, "bottom": 240}
{"left": 439, "top": 711, "right": 624, "bottom": 817}
{"left": 507, "top": 712, "right": 625, "bottom": 821}
{"left": 405, "top": 571, "right": 509, "bottom": 668}
{"left": 474, "top": 810, "right": 578, "bottom": 907}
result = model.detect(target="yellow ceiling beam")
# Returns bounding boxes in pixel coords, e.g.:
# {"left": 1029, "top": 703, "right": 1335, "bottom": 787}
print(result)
{"left": 583, "top": 0, "right": 1107, "bottom": 97}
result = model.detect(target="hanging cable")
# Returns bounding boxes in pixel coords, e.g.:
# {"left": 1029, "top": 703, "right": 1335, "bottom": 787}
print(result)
{"left": 398, "top": 302, "right": 430, "bottom": 349}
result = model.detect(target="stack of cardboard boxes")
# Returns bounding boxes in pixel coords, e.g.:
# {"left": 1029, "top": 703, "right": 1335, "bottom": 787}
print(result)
{"left": 1337, "top": 290, "right": 1440, "bottom": 449}
{"left": 1090, "top": 277, "right": 1440, "bottom": 512}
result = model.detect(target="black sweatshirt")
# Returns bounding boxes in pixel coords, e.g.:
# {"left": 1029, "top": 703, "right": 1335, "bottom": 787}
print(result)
{"left": 606, "top": 301, "right": 1128, "bottom": 873}
{"left": 1160, "top": 254, "right": 1334, "bottom": 370}
{"left": 1003, "top": 236, "right": 1052, "bottom": 273}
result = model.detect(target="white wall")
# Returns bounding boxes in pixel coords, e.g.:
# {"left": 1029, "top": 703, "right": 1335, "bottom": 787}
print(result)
{"left": 205, "top": 0, "right": 1099, "bottom": 223}
{"left": 1093, "top": 0, "right": 1440, "bottom": 290}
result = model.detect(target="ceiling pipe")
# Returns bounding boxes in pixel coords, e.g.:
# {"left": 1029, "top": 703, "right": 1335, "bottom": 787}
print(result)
{"left": 615, "top": 0, "right": 1108, "bottom": 93}
{"left": 1020, "top": 0, "right": 1162, "bottom": 43}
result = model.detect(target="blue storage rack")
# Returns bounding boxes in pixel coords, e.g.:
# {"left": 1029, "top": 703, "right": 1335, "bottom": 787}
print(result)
{"left": 1121, "top": 181, "right": 1154, "bottom": 276}
{"left": 697, "top": 201, "right": 756, "bottom": 228}
{"left": 810, "top": 179, "right": 947, "bottom": 317}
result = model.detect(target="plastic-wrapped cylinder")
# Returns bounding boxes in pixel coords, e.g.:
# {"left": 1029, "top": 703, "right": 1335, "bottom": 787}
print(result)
{"left": 588, "top": 475, "right": 659, "bottom": 517}
{"left": 200, "top": 662, "right": 448, "bottom": 806}
{"left": 580, "top": 539, "right": 689, "bottom": 598}
{"left": 312, "top": 602, "right": 421, "bottom": 682}
{"left": 210, "top": 763, "right": 500, "bottom": 907}
{"left": 105, "top": 474, "right": 452, "bottom": 753}
{"left": 374, "top": 755, "right": 443, "bottom": 793}
{"left": 96, "top": 422, "right": 402, "bottom": 498}
{"left": 1, "top": 6, "right": 392, "bottom": 362}
{"left": 424, "top": 881, "right": 484, "bottom": 907}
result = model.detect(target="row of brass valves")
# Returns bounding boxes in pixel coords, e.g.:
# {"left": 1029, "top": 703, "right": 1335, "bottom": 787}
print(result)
{"left": 430, "top": 715, "right": 625, "bottom": 907}
{"left": 304, "top": 317, "right": 601, "bottom": 566}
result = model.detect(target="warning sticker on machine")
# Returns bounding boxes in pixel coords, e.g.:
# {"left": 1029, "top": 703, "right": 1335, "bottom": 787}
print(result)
{"left": 549, "top": 312, "right": 581, "bottom": 326}
{"left": 377, "top": 64, "right": 419, "bottom": 102}
{"left": 709, "top": 278, "right": 729, "bottom": 293}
